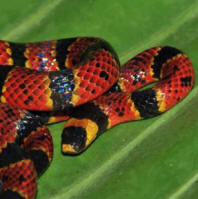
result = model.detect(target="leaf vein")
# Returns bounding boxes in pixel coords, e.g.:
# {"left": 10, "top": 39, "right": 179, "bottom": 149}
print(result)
{"left": 119, "top": 1, "right": 198, "bottom": 63}
{"left": 2, "top": 0, "right": 64, "bottom": 40}
{"left": 168, "top": 172, "right": 198, "bottom": 199}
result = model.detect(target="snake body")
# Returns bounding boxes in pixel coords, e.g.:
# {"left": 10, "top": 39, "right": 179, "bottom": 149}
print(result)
{"left": 0, "top": 37, "right": 194, "bottom": 199}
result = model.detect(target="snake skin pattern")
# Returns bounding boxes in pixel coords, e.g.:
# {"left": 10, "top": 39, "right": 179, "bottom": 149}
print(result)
{"left": 0, "top": 38, "right": 194, "bottom": 199}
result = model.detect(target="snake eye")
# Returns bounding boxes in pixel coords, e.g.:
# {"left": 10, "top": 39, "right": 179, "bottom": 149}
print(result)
{"left": 61, "top": 126, "right": 87, "bottom": 154}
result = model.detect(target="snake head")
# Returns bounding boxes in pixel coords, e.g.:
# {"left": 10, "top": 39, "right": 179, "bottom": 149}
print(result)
{"left": 61, "top": 118, "right": 99, "bottom": 155}
{"left": 61, "top": 126, "right": 87, "bottom": 154}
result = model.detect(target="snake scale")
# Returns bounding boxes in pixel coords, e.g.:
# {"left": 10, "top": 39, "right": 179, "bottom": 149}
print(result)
{"left": 0, "top": 37, "right": 194, "bottom": 199}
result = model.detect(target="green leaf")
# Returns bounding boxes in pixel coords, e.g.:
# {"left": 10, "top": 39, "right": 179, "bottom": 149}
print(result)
{"left": 1, "top": 0, "right": 198, "bottom": 198}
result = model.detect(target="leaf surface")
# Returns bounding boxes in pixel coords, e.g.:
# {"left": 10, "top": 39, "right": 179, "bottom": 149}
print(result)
{"left": 0, "top": 0, "right": 198, "bottom": 198}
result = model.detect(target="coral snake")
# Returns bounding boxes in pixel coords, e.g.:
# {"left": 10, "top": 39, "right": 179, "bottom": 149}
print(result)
{"left": 0, "top": 37, "right": 194, "bottom": 199}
